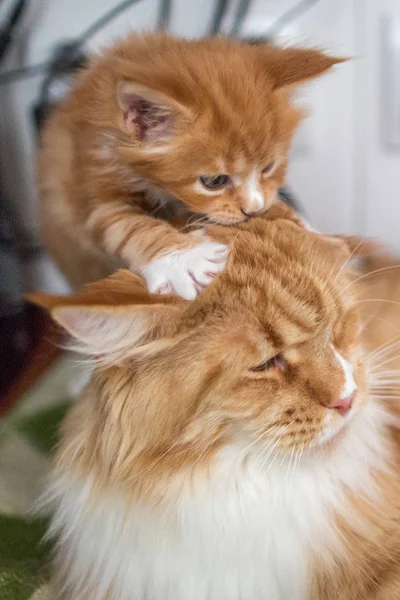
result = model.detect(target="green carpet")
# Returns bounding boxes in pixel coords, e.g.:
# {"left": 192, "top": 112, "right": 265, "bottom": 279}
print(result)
{"left": 0, "top": 355, "right": 84, "bottom": 600}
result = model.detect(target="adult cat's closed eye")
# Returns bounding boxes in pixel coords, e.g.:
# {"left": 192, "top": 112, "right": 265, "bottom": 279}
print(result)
{"left": 31, "top": 213, "right": 400, "bottom": 600}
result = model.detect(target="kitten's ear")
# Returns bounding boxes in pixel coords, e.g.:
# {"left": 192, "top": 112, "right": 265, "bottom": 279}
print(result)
{"left": 28, "top": 270, "right": 183, "bottom": 362}
{"left": 260, "top": 46, "right": 347, "bottom": 90}
{"left": 117, "top": 81, "right": 190, "bottom": 144}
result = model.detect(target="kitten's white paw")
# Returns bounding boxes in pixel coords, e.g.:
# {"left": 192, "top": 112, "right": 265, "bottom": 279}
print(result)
{"left": 141, "top": 240, "right": 229, "bottom": 300}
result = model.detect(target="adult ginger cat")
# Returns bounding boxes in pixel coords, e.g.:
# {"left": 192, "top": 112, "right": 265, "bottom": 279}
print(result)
{"left": 38, "top": 33, "right": 342, "bottom": 298}
{"left": 32, "top": 208, "right": 400, "bottom": 599}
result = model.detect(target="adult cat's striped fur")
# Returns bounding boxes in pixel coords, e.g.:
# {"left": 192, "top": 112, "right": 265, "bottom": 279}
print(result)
{"left": 31, "top": 206, "right": 400, "bottom": 599}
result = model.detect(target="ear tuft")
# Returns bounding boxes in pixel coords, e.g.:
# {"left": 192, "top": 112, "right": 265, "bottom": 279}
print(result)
{"left": 260, "top": 46, "right": 347, "bottom": 90}
{"left": 27, "top": 270, "right": 183, "bottom": 362}
{"left": 28, "top": 270, "right": 170, "bottom": 310}
{"left": 50, "top": 305, "right": 151, "bottom": 358}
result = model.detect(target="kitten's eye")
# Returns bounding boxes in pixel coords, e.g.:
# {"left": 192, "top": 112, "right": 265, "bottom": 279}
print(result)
{"left": 251, "top": 353, "right": 286, "bottom": 372}
{"left": 199, "top": 175, "right": 231, "bottom": 190}
{"left": 262, "top": 161, "right": 276, "bottom": 175}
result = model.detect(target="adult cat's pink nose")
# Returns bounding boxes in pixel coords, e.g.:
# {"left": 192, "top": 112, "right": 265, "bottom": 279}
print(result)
{"left": 330, "top": 390, "right": 356, "bottom": 416}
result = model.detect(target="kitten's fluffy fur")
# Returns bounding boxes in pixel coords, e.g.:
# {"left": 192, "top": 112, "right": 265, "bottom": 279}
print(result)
{"left": 32, "top": 205, "right": 400, "bottom": 599}
{"left": 38, "top": 33, "right": 342, "bottom": 298}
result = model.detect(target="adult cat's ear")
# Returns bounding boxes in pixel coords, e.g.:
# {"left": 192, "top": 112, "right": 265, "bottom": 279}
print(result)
{"left": 259, "top": 46, "right": 347, "bottom": 90}
{"left": 28, "top": 270, "right": 183, "bottom": 362}
{"left": 117, "top": 82, "right": 190, "bottom": 144}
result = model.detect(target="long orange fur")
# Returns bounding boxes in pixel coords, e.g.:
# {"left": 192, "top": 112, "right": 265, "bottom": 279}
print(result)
{"left": 30, "top": 204, "right": 400, "bottom": 599}
{"left": 38, "top": 33, "right": 343, "bottom": 293}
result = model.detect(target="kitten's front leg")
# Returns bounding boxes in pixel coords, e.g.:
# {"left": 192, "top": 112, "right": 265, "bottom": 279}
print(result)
{"left": 141, "top": 233, "right": 229, "bottom": 299}
{"left": 88, "top": 200, "right": 229, "bottom": 300}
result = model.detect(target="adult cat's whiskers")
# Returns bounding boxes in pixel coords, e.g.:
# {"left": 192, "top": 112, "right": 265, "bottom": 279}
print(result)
{"left": 359, "top": 311, "right": 400, "bottom": 336}
{"left": 370, "top": 379, "right": 400, "bottom": 388}
{"left": 369, "top": 354, "right": 400, "bottom": 373}
{"left": 258, "top": 422, "right": 294, "bottom": 473}
{"left": 332, "top": 237, "right": 367, "bottom": 283}
{"left": 251, "top": 426, "right": 284, "bottom": 480}
{"left": 370, "top": 383, "right": 400, "bottom": 392}
{"left": 368, "top": 361, "right": 400, "bottom": 398}
{"left": 201, "top": 424, "right": 280, "bottom": 495}
{"left": 364, "top": 337, "right": 400, "bottom": 365}
{"left": 371, "top": 394, "right": 400, "bottom": 401}
{"left": 370, "top": 385, "right": 400, "bottom": 394}
{"left": 356, "top": 298, "right": 400, "bottom": 309}
{"left": 229, "top": 424, "right": 281, "bottom": 473}
{"left": 251, "top": 425, "right": 281, "bottom": 467}
{"left": 371, "top": 378, "right": 400, "bottom": 385}
{"left": 341, "top": 263, "right": 400, "bottom": 294}
{"left": 370, "top": 370, "right": 400, "bottom": 380}
{"left": 370, "top": 378, "right": 400, "bottom": 392}
{"left": 284, "top": 442, "right": 305, "bottom": 488}
{"left": 233, "top": 423, "right": 288, "bottom": 481}
{"left": 293, "top": 442, "right": 305, "bottom": 479}
{"left": 286, "top": 444, "right": 296, "bottom": 481}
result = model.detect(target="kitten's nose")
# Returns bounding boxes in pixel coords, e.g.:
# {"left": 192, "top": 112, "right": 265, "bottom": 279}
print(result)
{"left": 241, "top": 206, "right": 264, "bottom": 217}
{"left": 329, "top": 390, "right": 356, "bottom": 416}
{"left": 241, "top": 192, "right": 265, "bottom": 217}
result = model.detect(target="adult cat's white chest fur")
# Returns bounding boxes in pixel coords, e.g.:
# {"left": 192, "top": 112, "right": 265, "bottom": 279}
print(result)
{"left": 47, "top": 402, "right": 389, "bottom": 600}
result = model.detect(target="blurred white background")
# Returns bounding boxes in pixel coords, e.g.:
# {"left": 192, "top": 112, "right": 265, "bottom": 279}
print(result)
{"left": 0, "top": 0, "right": 399, "bottom": 293}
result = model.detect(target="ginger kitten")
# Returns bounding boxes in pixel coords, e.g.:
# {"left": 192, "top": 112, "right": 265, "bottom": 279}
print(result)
{"left": 38, "top": 33, "right": 343, "bottom": 298}
{"left": 32, "top": 208, "right": 400, "bottom": 600}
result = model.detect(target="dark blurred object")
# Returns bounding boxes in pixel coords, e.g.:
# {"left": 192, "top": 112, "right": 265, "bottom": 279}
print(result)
{"left": 0, "top": 0, "right": 52, "bottom": 401}
{"left": 0, "top": 204, "right": 34, "bottom": 398}
{"left": 0, "top": 303, "right": 62, "bottom": 415}
{"left": 32, "top": 97, "right": 54, "bottom": 135}
{"left": 33, "top": 41, "right": 88, "bottom": 136}
{"left": 0, "top": 0, "right": 145, "bottom": 85}
{"left": 0, "top": 201, "right": 61, "bottom": 407}
{"left": 0, "top": 301, "right": 36, "bottom": 400}
{"left": 230, "top": 0, "right": 252, "bottom": 36}
{"left": 209, "top": 0, "right": 230, "bottom": 35}
{"left": 157, "top": 0, "right": 171, "bottom": 29}
{"left": 278, "top": 187, "right": 304, "bottom": 215}
{"left": 0, "top": 0, "right": 28, "bottom": 63}
{"left": 0, "top": 0, "right": 322, "bottom": 85}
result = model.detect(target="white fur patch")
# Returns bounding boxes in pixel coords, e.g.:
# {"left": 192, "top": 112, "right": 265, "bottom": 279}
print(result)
{"left": 242, "top": 170, "right": 264, "bottom": 214}
{"left": 141, "top": 240, "right": 229, "bottom": 300}
{"left": 333, "top": 348, "right": 357, "bottom": 398}
{"left": 45, "top": 401, "right": 392, "bottom": 600}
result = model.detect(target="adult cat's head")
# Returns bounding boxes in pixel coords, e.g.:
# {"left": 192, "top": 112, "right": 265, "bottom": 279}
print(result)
{"left": 84, "top": 34, "right": 344, "bottom": 224}
{"left": 31, "top": 208, "right": 367, "bottom": 494}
